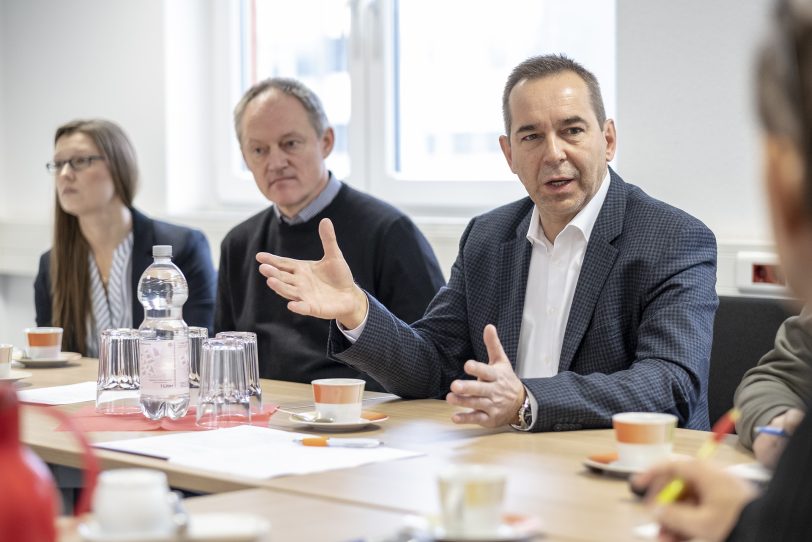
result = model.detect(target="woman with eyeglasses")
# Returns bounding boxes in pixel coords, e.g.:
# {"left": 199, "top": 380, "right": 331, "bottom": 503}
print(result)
{"left": 632, "top": 0, "right": 812, "bottom": 540}
{"left": 35, "top": 119, "right": 216, "bottom": 357}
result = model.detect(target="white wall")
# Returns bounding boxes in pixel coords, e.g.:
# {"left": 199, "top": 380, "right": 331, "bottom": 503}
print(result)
{"left": 0, "top": 0, "right": 781, "bottom": 346}
{"left": 617, "top": 0, "right": 773, "bottom": 243}
{"left": 0, "top": 0, "right": 167, "bottom": 222}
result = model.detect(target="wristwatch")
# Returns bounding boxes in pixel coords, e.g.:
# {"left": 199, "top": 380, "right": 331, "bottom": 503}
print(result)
{"left": 511, "top": 394, "right": 533, "bottom": 431}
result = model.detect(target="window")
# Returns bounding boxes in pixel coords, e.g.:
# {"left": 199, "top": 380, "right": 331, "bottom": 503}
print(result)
{"left": 219, "top": 0, "right": 616, "bottom": 216}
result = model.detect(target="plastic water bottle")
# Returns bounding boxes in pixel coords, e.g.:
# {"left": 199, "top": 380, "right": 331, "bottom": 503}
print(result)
{"left": 137, "top": 245, "right": 190, "bottom": 420}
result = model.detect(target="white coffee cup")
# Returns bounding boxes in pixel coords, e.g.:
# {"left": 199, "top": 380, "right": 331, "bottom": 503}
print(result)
{"left": 0, "top": 344, "right": 12, "bottom": 378}
{"left": 24, "top": 327, "right": 63, "bottom": 359}
{"left": 438, "top": 464, "right": 506, "bottom": 538}
{"left": 311, "top": 378, "right": 365, "bottom": 423}
{"left": 92, "top": 469, "right": 174, "bottom": 536}
{"left": 612, "top": 412, "right": 678, "bottom": 468}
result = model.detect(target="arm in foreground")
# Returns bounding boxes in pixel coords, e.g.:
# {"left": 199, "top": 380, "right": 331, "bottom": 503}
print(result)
{"left": 734, "top": 313, "right": 812, "bottom": 451}
{"left": 631, "top": 460, "right": 756, "bottom": 542}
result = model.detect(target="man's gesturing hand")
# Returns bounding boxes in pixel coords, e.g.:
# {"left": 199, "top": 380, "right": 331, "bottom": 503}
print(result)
{"left": 256, "top": 218, "right": 368, "bottom": 329}
{"left": 446, "top": 324, "right": 527, "bottom": 428}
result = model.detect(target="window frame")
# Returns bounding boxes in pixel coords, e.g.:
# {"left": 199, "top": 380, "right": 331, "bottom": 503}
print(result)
{"left": 214, "top": 0, "right": 616, "bottom": 219}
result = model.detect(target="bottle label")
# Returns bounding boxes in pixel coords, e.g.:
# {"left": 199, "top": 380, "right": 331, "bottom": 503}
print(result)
{"left": 139, "top": 339, "right": 190, "bottom": 396}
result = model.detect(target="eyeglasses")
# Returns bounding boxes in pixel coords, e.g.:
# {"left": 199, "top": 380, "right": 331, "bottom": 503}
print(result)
{"left": 45, "top": 155, "right": 104, "bottom": 174}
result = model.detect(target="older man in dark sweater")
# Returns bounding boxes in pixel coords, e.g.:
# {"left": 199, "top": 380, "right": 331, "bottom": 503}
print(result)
{"left": 215, "top": 78, "right": 444, "bottom": 391}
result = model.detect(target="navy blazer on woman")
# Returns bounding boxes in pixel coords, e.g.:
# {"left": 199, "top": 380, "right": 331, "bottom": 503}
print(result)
{"left": 35, "top": 208, "right": 217, "bottom": 353}
{"left": 329, "top": 170, "right": 718, "bottom": 431}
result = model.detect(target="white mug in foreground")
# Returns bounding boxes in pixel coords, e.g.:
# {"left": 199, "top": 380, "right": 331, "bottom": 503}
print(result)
{"left": 438, "top": 464, "right": 506, "bottom": 538}
{"left": 24, "top": 327, "right": 63, "bottom": 359}
{"left": 92, "top": 469, "right": 174, "bottom": 536}
{"left": 311, "top": 378, "right": 365, "bottom": 423}
{"left": 612, "top": 412, "right": 678, "bottom": 468}
{"left": 0, "top": 344, "right": 12, "bottom": 378}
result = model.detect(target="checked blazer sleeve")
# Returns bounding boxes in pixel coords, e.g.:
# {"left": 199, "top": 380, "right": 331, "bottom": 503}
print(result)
{"left": 328, "top": 220, "right": 478, "bottom": 399}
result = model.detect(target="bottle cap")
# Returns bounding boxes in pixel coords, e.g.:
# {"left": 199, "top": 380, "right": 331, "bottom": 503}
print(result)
{"left": 152, "top": 245, "right": 172, "bottom": 258}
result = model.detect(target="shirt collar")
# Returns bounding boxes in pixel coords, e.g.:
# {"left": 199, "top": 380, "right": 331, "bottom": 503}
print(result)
{"left": 526, "top": 169, "right": 611, "bottom": 247}
{"left": 273, "top": 172, "right": 342, "bottom": 225}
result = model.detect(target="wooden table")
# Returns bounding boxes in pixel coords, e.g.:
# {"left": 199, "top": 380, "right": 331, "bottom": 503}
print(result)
{"left": 18, "top": 358, "right": 756, "bottom": 542}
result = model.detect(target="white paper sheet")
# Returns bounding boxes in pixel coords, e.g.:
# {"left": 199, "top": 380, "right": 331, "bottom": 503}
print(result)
{"left": 94, "top": 425, "right": 423, "bottom": 479}
{"left": 17, "top": 381, "right": 97, "bottom": 405}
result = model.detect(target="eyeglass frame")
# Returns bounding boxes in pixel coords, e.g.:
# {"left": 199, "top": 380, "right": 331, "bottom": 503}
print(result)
{"left": 45, "top": 155, "right": 105, "bottom": 174}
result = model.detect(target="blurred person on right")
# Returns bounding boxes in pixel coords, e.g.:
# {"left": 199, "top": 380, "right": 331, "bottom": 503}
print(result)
{"left": 633, "top": 0, "right": 812, "bottom": 539}
{"left": 734, "top": 313, "right": 812, "bottom": 469}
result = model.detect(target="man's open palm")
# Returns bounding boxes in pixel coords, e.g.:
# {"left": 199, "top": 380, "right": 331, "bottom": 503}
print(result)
{"left": 256, "top": 218, "right": 368, "bottom": 327}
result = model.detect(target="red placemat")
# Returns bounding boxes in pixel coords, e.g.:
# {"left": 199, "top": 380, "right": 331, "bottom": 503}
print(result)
{"left": 57, "top": 404, "right": 278, "bottom": 432}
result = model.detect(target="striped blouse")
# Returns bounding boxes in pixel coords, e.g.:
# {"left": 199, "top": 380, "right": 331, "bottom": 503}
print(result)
{"left": 86, "top": 232, "right": 134, "bottom": 357}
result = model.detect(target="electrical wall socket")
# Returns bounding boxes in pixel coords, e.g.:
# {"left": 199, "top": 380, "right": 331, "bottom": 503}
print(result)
{"left": 735, "top": 251, "right": 787, "bottom": 295}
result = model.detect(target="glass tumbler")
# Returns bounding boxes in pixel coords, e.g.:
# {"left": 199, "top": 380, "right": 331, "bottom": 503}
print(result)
{"left": 196, "top": 338, "right": 251, "bottom": 428}
{"left": 187, "top": 327, "right": 208, "bottom": 388}
{"left": 215, "top": 331, "right": 263, "bottom": 413}
{"left": 96, "top": 328, "right": 141, "bottom": 415}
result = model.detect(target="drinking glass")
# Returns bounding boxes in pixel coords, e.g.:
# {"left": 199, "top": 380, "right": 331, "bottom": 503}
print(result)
{"left": 96, "top": 328, "right": 141, "bottom": 415}
{"left": 438, "top": 465, "right": 506, "bottom": 537}
{"left": 196, "top": 338, "right": 251, "bottom": 428}
{"left": 215, "top": 331, "right": 262, "bottom": 413}
{"left": 187, "top": 327, "right": 208, "bottom": 388}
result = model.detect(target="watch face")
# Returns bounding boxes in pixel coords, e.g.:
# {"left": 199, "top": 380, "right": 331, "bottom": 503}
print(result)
{"left": 518, "top": 397, "right": 532, "bottom": 429}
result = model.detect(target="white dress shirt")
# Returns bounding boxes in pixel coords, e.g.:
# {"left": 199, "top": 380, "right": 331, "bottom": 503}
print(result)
{"left": 516, "top": 170, "right": 611, "bottom": 378}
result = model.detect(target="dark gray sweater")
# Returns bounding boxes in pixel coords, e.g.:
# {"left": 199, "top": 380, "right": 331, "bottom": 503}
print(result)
{"left": 214, "top": 183, "right": 445, "bottom": 391}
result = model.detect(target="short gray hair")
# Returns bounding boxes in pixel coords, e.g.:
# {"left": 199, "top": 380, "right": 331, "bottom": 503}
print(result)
{"left": 233, "top": 77, "right": 329, "bottom": 144}
{"left": 502, "top": 54, "right": 606, "bottom": 137}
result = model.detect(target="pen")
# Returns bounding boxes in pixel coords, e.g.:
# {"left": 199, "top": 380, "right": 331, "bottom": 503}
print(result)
{"left": 294, "top": 437, "right": 382, "bottom": 448}
{"left": 655, "top": 408, "right": 740, "bottom": 505}
{"left": 755, "top": 425, "right": 791, "bottom": 438}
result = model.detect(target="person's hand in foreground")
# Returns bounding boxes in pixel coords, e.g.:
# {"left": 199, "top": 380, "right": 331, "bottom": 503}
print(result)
{"left": 631, "top": 459, "right": 758, "bottom": 542}
{"left": 256, "top": 218, "right": 368, "bottom": 329}
{"left": 446, "top": 324, "right": 526, "bottom": 428}
{"left": 752, "top": 407, "right": 805, "bottom": 469}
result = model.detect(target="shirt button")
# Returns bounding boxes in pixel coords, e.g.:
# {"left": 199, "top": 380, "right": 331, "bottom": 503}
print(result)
{"left": 547, "top": 307, "right": 556, "bottom": 314}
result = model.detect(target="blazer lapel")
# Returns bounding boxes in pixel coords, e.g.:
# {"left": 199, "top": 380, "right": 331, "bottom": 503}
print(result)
{"left": 130, "top": 208, "right": 154, "bottom": 328}
{"left": 558, "top": 169, "right": 626, "bottom": 372}
{"left": 498, "top": 206, "right": 533, "bottom": 367}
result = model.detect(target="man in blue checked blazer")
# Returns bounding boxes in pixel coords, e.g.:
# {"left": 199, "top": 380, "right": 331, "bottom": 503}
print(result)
{"left": 257, "top": 54, "right": 717, "bottom": 432}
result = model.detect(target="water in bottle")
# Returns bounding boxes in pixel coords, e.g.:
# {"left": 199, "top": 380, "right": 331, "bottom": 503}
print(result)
{"left": 137, "top": 245, "right": 190, "bottom": 420}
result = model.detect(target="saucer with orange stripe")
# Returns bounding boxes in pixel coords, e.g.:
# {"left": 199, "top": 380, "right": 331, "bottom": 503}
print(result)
{"left": 583, "top": 452, "right": 691, "bottom": 477}
{"left": 289, "top": 410, "right": 389, "bottom": 431}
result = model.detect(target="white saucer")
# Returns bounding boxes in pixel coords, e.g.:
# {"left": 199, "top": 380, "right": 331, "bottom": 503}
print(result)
{"left": 289, "top": 410, "right": 389, "bottom": 431}
{"left": 0, "top": 369, "right": 32, "bottom": 382}
{"left": 79, "top": 513, "right": 271, "bottom": 542}
{"left": 13, "top": 351, "right": 81, "bottom": 368}
{"left": 432, "top": 523, "right": 538, "bottom": 542}
{"left": 583, "top": 453, "right": 691, "bottom": 477}
{"left": 78, "top": 521, "right": 173, "bottom": 542}
{"left": 401, "top": 514, "right": 542, "bottom": 542}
